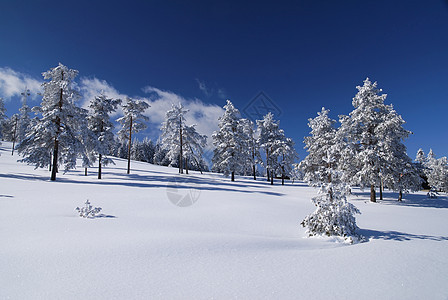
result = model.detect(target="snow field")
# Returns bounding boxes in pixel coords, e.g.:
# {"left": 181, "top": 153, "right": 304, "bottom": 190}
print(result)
{"left": 1, "top": 143, "right": 447, "bottom": 299}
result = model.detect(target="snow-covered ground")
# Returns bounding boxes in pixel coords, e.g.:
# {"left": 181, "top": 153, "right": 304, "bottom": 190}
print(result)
{"left": 1, "top": 142, "right": 447, "bottom": 300}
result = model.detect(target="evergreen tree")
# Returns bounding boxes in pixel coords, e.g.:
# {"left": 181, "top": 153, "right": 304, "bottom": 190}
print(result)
{"left": 17, "top": 87, "right": 31, "bottom": 145}
{"left": 212, "top": 100, "right": 245, "bottom": 181}
{"left": 275, "top": 137, "right": 298, "bottom": 185}
{"left": 0, "top": 97, "right": 6, "bottom": 137}
{"left": 117, "top": 97, "right": 149, "bottom": 174}
{"left": 425, "top": 150, "right": 448, "bottom": 192}
{"left": 183, "top": 124, "right": 207, "bottom": 174}
{"left": 299, "top": 108, "right": 338, "bottom": 185}
{"left": 239, "top": 118, "right": 260, "bottom": 180}
{"left": 87, "top": 93, "right": 121, "bottom": 179}
{"left": 153, "top": 142, "right": 171, "bottom": 166}
{"left": 300, "top": 108, "right": 360, "bottom": 240}
{"left": 159, "top": 103, "right": 188, "bottom": 173}
{"left": 18, "top": 63, "right": 87, "bottom": 181}
{"left": 377, "top": 106, "right": 421, "bottom": 201}
{"left": 159, "top": 103, "right": 207, "bottom": 174}
{"left": 339, "top": 78, "right": 394, "bottom": 202}
{"left": 256, "top": 112, "right": 284, "bottom": 184}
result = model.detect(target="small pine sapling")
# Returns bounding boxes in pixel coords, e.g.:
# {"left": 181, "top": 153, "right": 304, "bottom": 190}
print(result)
{"left": 75, "top": 200, "right": 102, "bottom": 218}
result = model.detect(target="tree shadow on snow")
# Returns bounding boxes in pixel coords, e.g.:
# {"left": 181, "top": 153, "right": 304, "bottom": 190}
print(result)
{"left": 359, "top": 228, "right": 448, "bottom": 242}
{"left": 0, "top": 172, "right": 285, "bottom": 197}
{"left": 0, "top": 194, "right": 14, "bottom": 198}
{"left": 95, "top": 214, "right": 117, "bottom": 219}
{"left": 351, "top": 191, "right": 448, "bottom": 209}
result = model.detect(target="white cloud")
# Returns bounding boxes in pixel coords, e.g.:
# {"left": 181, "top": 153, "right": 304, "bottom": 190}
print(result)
{"left": 0, "top": 68, "right": 224, "bottom": 152}
{"left": 195, "top": 78, "right": 227, "bottom": 100}
{"left": 195, "top": 78, "right": 211, "bottom": 97}
{"left": 0, "top": 67, "right": 42, "bottom": 101}
{"left": 78, "top": 78, "right": 224, "bottom": 148}
{"left": 78, "top": 77, "right": 129, "bottom": 116}
{"left": 142, "top": 86, "right": 224, "bottom": 148}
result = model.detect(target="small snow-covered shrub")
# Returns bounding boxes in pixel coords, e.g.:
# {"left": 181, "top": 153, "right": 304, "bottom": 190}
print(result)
{"left": 75, "top": 200, "right": 102, "bottom": 218}
{"left": 427, "top": 189, "right": 439, "bottom": 199}
{"left": 301, "top": 183, "right": 361, "bottom": 241}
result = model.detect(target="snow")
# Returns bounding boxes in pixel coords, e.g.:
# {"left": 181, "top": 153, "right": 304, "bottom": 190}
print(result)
{"left": 1, "top": 142, "right": 448, "bottom": 299}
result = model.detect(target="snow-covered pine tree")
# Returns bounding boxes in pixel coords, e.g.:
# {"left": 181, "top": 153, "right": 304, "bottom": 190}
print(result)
{"left": 159, "top": 103, "right": 188, "bottom": 173}
{"left": 275, "top": 137, "right": 298, "bottom": 185}
{"left": 376, "top": 106, "right": 421, "bottom": 201}
{"left": 300, "top": 108, "right": 360, "bottom": 240}
{"left": 1, "top": 114, "right": 20, "bottom": 153}
{"left": 17, "top": 87, "right": 32, "bottom": 146}
{"left": 299, "top": 107, "right": 337, "bottom": 185}
{"left": 256, "top": 112, "right": 284, "bottom": 184}
{"left": 17, "top": 63, "right": 87, "bottom": 181}
{"left": 426, "top": 151, "right": 448, "bottom": 192}
{"left": 183, "top": 124, "right": 207, "bottom": 174}
{"left": 87, "top": 93, "right": 121, "bottom": 179}
{"left": 414, "top": 148, "right": 429, "bottom": 190}
{"left": 212, "top": 100, "right": 245, "bottom": 181}
{"left": 159, "top": 103, "right": 207, "bottom": 174}
{"left": 0, "top": 98, "right": 7, "bottom": 154}
{"left": 338, "top": 78, "right": 395, "bottom": 202}
{"left": 301, "top": 150, "right": 361, "bottom": 241}
{"left": 116, "top": 97, "right": 149, "bottom": 174}
{"left": 141, "top": 137, "right": 155, "bottom": 164}
{"left": 153, "top": 142, "right": 171, "bottom": 166}
{"left": 239, "top": 118, "right": 260, "bottom": 180}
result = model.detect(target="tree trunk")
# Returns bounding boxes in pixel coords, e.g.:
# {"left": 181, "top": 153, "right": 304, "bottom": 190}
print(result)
{"left": 179, "top": 120, "right": 183, "bottom": 174}
{"left": 253, "top": 164, "right": 256, "bottom": 180}
{"left": 379, "top": 178, "right": 383, "bottom": 200}
{"left": 267, "top": 167, "right": 270, "bottom": 181}
{"left": 51, "top": 72, "right": 63, "bottom": 181}
{"left": 281, "top": 166, "right": 285, "bottom": 185}
{"left": 11, "top": 117, "right": 17, "bottom": 156}
{"left": 231, "top": 171, "right": 235, "bottom": 182}
{"left": 266, "top": 149, "right": 270, "bottom": 181}
{"left": 127, "top": 116, "right": 132, "bottom": 174}
{"left": 398, "top": 189, "right": 403, "bottom": 202}
{"left": 84, "top": 168, "right": 87, "bottom": 176}
{"left": 185, "top": 157, "right": 188, "bottom": 174}
{"left": 370, "top": 185, "right": 376, "bottom": 202}
{"left": 49, "top": 153, "right": 52, "bottom": 171}
{"left": 270, "top": 170, "right": 274, "bottom": 185}
{"left": 51, "top": 137, "right": 59, "bottom": 181}
{"left": 98, "top": 154, "right": 102, "bottom": 179}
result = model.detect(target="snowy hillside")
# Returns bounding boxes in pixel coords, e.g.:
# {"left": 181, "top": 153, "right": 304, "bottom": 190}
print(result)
{"left": 1, "top": 142, "right": 447, "bottom": 300}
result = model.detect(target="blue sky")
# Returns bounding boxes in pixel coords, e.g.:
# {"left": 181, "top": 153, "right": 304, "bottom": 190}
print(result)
{"left": 1, "top": 0, "right": 447, "bottom": 160}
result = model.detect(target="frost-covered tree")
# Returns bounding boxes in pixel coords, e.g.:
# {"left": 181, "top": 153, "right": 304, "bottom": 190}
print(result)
{"left": 159, "top": 103, "right": 188, "bottom": 173}
{"left": 18, "top": 63, "right": 87, "bottom": 181}
{"left": 0, "top": 97, "right": 6, "bottom": 153}
{"left": 376, "top": 106, "right": 421, "bottom": 201}
{"left": 117, "top": 97, "right": 149, "bottom": 174}
{"left": 339, "top": 78, "right": 401, "bottom": 202}
{"left": 239, "top": 118, "right": 260, "bottom": 179}
{"left": 426, "top": 151, "right": 448, "bottom": 192}
{"left": 87, "top": 93, "right": 121, "bottom": 179}
{"left": 160, "top": 103, "right": 207, "bottom": 174}
{"left": 153, "top": 142, "right": 171, "bottom": 166}
{"left": 301, "top": 150, "right": 361, "bottom": 241}
{"left": 183, "top": 124, "right": 207, "bottom": 174}
{"left": 0, "top": 97, "right": 6, "bottom": 135}
{"left": 131, "top": 137, "right": 155, "bottom": 163}
{"left": 17, "top": 87, "right": 32, "bottom": 145}
{"left": 299, "top": 108, "right": 360, "bottom": 239}
{"left": 275, "top": 137, "right": 298, "bottom": 185}
{"left": 299, "top": 108, "right": 337, "bottom": 185}
{"left": 212, "top": 100, "right": 245, "bottom": 181}
{"left": 256, "top": 112, "right": 285, "bottom": 183}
